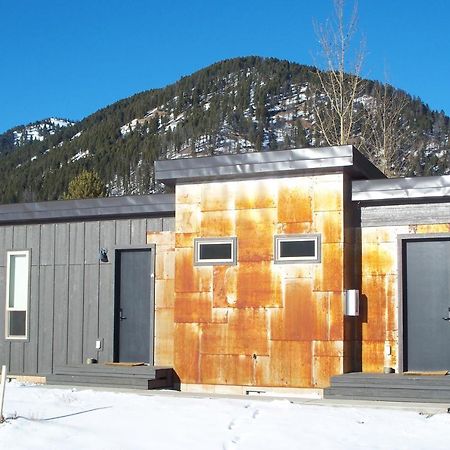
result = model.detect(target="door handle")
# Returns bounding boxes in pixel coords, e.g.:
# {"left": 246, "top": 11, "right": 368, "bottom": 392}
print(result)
{"left": 119, "top": 309, "right": 127, "bottom": 321}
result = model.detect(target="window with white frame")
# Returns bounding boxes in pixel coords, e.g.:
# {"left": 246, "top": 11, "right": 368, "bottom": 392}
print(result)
{"left": 5, "top": 250, "right": 30, "bottom": 339}
{"left": 194, "top": 237, "right": 237, "bottom": 265}
{"left": 274, "top": 234, "right": 321, "bottom": 263}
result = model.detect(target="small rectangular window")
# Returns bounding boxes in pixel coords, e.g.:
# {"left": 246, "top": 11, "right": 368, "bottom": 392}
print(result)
{"left": 194, "top": 237, "right": 237, "bottom": 265}
{"left": 274, "top": 234, "right": 321, "bottom": 263}
{"left": 5, "top": 250, "right": 30, "bottom": 339}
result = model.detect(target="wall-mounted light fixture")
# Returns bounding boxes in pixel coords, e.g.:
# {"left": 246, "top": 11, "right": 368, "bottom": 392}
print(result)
{"left": 344, "top": 289, "right": 359, "bottom": 316}
{"left": 99, "top": 248, "right": 109, "bottom": 263}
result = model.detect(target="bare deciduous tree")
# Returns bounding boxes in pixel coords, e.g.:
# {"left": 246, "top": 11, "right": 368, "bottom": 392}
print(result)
{"left": 362, "top": 82, "right": 411, "bottom": 176}
{"left": 313, "top": 0, "right": 366, "bottom": 146}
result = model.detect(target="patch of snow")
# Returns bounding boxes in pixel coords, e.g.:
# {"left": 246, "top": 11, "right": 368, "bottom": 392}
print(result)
{"left": 69, "top": 149, "right": 90, "bottom": 163}
{"left": 2, "top": 382, "right": 450, "bottom": 450}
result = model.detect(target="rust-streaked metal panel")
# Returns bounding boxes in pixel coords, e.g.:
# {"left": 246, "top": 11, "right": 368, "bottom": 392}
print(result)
{"left": 235, "top": 179, "right": 278, "bottom": 210}
{"left": 277, "top": 178, "right": 313, "bottom": 223}
{"left": 313, "top": 177, "right": 343, "bottom": 212}
{"left": 313, "top": 243, "right": 344, "bottom": 292}
{"left": 200, "top": 354, "right": 253, "bottom": 385}
{"left": 175, "top": 248, "right": 212, "bottom": 293}
{"left": 270, "top": 279, "right": 327, "bottom": 341}
{"left": 154, "top": 308, "right": 174, "bottom": 366}
{"left": 313, "top": 211, "right": 343, "bottom": 243}
{"left": 277, "top": 221, "right": 312, "bottom": 234}
{"left": 415, "top": 223, "right": 450, "bottom": 233}
{"left": 329, "top": 292, "right": 344, "bottom": 340}
{"left": 313, "top": 340, "right": 344, "bottom": 357}
{"left": 255, "top": 340, "right": 312, "bottom": 387}
{"left": 362, "top": 341, "right": 385, "bottom": 372}
{"left": 175, "top": 292, "right": 213, "bottom": 323}
{"left": 200, "top": 210, "right": 235, "bottom": 237}
{"left": 312, "top": 356, "right": 342, "bottom": 387}
{"left": 175, "top": 232, "right": 196, "bottom": 248}
{"left": 201, "top": 182, "right": 236, "bottom": 212}
{"left": 155, "top": 279, "right": 175, "bottom": 309}
{"left": 174, "top": 323, "right": 201, "bottom": 383}
{"left": 236, "top": 262, "right": 282, "bottom": 308}
{"left": 236, "top": 209, "right": 276, "bottom": 262}
{"left": 200, "top": 308, "right": 269, "bottom": 356}
{"left": 361, "top": 242, "right": 396, "bottom": 276}
{"left": 213, "top": 266, "right": 237, "bottom": 308}
{"left": 175, "top": 203, "right": 201, "bottom": 233}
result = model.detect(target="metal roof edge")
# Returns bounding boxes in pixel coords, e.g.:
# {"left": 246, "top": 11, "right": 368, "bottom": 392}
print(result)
{"left": 0, "top": 193, "right": 175, "bottom": 225}
{"left": 352, "top": 175, "right": 450, "bottom": 202}
{"left": 155, "top": 145, "right": 382, "bottom": 184}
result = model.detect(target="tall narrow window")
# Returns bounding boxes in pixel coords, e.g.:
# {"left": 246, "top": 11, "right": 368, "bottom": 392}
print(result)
{"left": 194, "top": 238, "right": 237, "bottom": 266}
{"left": 5, "top": 250, "right": 30, "bottom": 339}
{"left": 274, "top": 234, "right": 321, "bottom": 263}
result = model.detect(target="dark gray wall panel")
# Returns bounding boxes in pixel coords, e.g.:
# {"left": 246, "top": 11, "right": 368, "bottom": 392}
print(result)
{"left": 9, "top": 342, "right": 24, "bottom": 374}
{"left": 13, "top": 225, "right": 26, "bottom": 249}
{"left": 162, "top": 217, "right": 175, "bottom": 232}
{"left": 100, "top": 221, "right": 115, "bottom": 256}
{"left": 0, "top": 267, "right": 9, "bottom": 367}
{"left": 26, "top": 225, "right": 41, "bottom": 266}
{"left": 85, "top": 221, "right": 100, "bottom": 264}
{"left": 115, "top": 220, "right": 131, "bottom": 246}
{"left": 40, "top": 224, "right": 55, "bottom": 266}
{"left": 24, "top": 266, "right": 39, "bottom": 374}
{"left": 147, "top": 218, "right": 163, "bottom": 232}
{"left": 98, "top": 264, "right": 114, "bottom": 362}
{"left": 0, "top": 227, "right": 13, "bottom": 266}
{"left": 131, "top": 219, "right": 147, "bottom": 245}
{"left": 53, "top": 265, "right": 69, "bottom": 367}
{"left": 1, "top": 212, "right": 167, "bottom": 374}
{"left": 83, "top": 265, "right": 99, "bottom": 362}
{"left": 38, "top": 265, "right": 54, "bottom": 373}
{"left": 55, "top": 223, "right": 69, "bottom": 265}
{"left": 67, "top": 265, "right": 84, "bottom": 365}
{"left": 69, "top": 223, "right": 85, "bottom": 264}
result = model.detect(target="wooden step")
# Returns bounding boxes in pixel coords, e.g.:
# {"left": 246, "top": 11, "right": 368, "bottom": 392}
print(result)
{"left": 46, "top": 364, "right": 175, "bottom": 390}
{"left": 324, "top": 372, "right": 450, "bottom": 402}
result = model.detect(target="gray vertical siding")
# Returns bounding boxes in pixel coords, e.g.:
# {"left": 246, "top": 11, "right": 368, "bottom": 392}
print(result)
{"left": 0, "top": 216, "right": 174, "bottom": 375}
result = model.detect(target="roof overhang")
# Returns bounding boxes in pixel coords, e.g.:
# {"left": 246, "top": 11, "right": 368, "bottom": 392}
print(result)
{"left": 352, "top": 175, "right": 450, "bottom": 203}
{"left": 0, "top": 194, "right": 175, "bottom": 225}
{"left": 155, "top": 145, "right": 384, "bottom": 185}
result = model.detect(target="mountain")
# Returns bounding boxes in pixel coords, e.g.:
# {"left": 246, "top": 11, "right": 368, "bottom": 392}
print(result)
{"left": 0, "top": 56, "right": 449, "bottom": 203}
{"left": 0, "top": 118, "right": 75, "bottom": 155}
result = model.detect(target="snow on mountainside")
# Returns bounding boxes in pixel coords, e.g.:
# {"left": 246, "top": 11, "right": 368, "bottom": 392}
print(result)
{"left": 12, "top": 117, "right": 75, "bottom": 147}
{"left": 0, "top": 57, "right": 449, "bottom": 204}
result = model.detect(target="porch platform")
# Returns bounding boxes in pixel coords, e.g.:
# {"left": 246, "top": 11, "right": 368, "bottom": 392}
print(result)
{"left": 45, "top": 364, "right": 176, "bottom": 390}
{"left": 324, "top": 372, "right": 450, "bottom": 403}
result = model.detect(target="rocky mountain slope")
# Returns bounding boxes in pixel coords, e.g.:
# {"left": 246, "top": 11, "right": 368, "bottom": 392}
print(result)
{"left": 0, "top": 56, "right": 449, "bottom": 203}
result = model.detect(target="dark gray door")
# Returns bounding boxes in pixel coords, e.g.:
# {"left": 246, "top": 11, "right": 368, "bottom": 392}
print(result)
{"left": 115, "top": 249, "right": 153, "bottom": 363}
{"left": 404, "top": 239, "right": 450, "bottom": 371}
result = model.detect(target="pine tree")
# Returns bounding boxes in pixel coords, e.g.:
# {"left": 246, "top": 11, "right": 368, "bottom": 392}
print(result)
{"left": 64, "top": 170, "right": 106, "bottom": 200}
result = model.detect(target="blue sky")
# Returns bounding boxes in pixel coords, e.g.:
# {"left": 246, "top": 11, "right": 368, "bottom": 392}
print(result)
{"left": 0, "top": 0, "right": 449, "bottom": 133}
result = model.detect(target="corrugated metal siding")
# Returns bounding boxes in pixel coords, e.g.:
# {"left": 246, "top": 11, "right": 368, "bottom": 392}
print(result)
{"left": 0, "top": 217, "right": 173, "bottom": 375}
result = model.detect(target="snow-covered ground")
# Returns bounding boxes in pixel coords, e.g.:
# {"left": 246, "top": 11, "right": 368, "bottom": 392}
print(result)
{"left": 1, "top": 382, "right": 450, "bottom": 449}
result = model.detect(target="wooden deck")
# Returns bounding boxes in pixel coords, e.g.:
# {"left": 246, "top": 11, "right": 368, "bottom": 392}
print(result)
{"left": 324, "top": 372, "right": 450, "bottom": 403}
{"left": 46, "top": 364, "right": 176, "bottom": 390}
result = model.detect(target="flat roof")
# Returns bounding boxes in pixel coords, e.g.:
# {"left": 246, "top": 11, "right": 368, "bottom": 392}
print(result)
{"left": 0, "top": 193, "right": 175, "bottom": 225}
{"left": 155, "top": 145, "right": 385, "bottom": 184}
{"left": 352, "top": 175, "right": 450, "bottom": 202}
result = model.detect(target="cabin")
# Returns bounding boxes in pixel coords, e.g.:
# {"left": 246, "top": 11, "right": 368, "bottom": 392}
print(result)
{"left": 2, "top": 145, "right": 450, "bottom": 395}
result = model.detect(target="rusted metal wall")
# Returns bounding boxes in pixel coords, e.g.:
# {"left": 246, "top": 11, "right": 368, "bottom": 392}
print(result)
{"left": 147, "top": 231, "right": 175, "bottom": 367}
{"left": 171, "top": 174, "right": 347, "bottom": 388}
{"left": 360, "top": 223, "right": 450, "bottom": 373}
